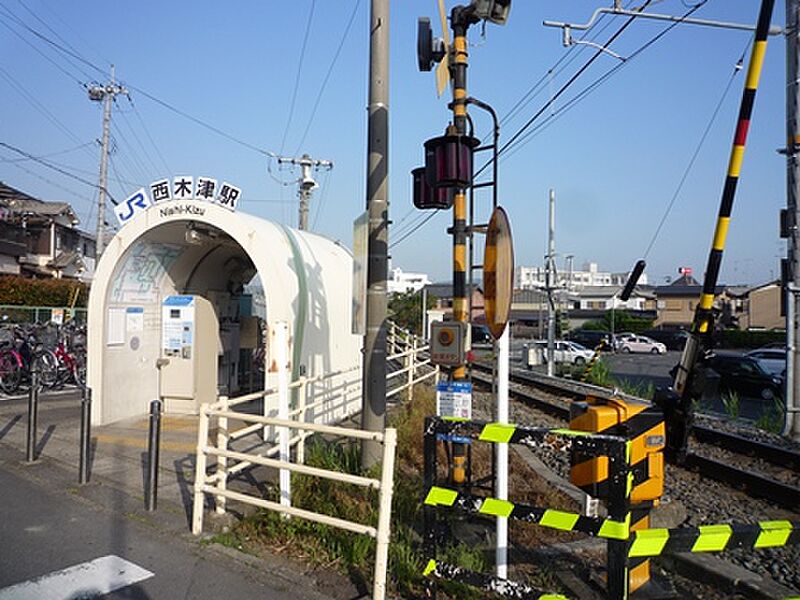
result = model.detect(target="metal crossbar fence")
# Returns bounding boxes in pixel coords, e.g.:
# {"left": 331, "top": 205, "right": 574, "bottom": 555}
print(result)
{"left": 0, "top": 305, "right": 87, "bottom": 324}
{"left": 386, "top": 321, "right": 440, "bottom": 402}
{"left": 192, "top": 405, "right": 397, "bottom": 600}
{"left": 422, "top": 418, "right": 800, "bottom": 600}
{"left": 423, "top": 416, "right": 631, "bottom": 600}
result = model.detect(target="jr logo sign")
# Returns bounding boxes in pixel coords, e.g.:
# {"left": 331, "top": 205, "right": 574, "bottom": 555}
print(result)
{"left": 113, "top": 176, "right": 243, "bottom": 226}
{"left": 114, "top": 188, "right": 152, "bottom": 225}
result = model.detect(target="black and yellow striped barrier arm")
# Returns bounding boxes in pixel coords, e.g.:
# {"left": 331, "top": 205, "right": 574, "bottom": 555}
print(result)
{"left": 423, "top": 559, "right": 568, "bottom": 600}
{"left": 424, "top": 485, "right": 630, "bottom": 540}
{"left": 429, "top": 417, "right": 631, "bottom": 455}
{"left": 629, "top": 520, "right": 800, "bottom": 557}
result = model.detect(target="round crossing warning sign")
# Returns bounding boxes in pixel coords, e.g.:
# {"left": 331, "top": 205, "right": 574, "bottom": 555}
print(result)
{"left": 483, "top": 206, "right": 514, "bottom": 339}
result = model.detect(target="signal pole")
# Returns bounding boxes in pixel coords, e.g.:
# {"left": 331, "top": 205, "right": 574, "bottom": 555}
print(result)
{"left": 276, "top": 153, "right": 333, "bottom": 231}
{"left": 88, "top": 65, "right": 126, "bottom": 258}
{"left": 545, "top": 189, "right": 557, "bottom": 375}
{"left": 361, "top": 0, "right": 389, "bottom": 468}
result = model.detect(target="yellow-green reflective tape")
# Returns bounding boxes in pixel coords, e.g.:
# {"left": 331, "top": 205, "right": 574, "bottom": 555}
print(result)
{"left": 755, "top": 520, "right": 793, "bottom": 548}
{"left": 598, "top": 517, "right": 630, "bottom": 540}
{"left": 692, "top": 524, "right": 732, "bottom": 552}
{"left": 423, "top": 559, "right": 437, "bottom": 576}
{"left": 550, "top": 428, "right": 592, "bottom": 437}
{"left": 626, "top": 472, "right": 634, "bottom": 497}
{"left": 540, "top": 595, "right": 569, "bottom": 600}
{"left": 479, "top": 498, "right": 514, "bottom": 518}
{"left": 425, "top": 486, "right": 458, "bottom": 507}
{"left": 626, "top": 440, "right": 632, "bottom": 463}
{"left": 479, "top": 423, "right": 516, "bottom": 443}
{"left": 442, "top": 416, "right": 469, "bottom": 422}
{"left": 629, "top": 528, "right": 669, "bottom": 557}
{"left": 539, "top": 510, "right": 579, "bottom": 531}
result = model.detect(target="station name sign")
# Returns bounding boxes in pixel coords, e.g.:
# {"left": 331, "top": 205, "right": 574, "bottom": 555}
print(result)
{"left": 114, "top": 176, "right": 242, "bottom": 226}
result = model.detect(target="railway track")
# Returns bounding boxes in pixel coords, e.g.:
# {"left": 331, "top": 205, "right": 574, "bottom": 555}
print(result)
{"left": 470, "top": 361, "right": 800, "bottom": 510}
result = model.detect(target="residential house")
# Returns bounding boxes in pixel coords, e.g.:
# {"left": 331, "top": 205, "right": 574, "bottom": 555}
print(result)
{"left": 0, "top": 182, "right": 95, "bottom": 280}
{"left": 738, "top": 281, "right": 783, "bottom": 330}
{"left": 653, "top": 273, "right": 728, "bottom": 329}
{"left": 424, "top": 282, "right": 484, "bottom": 323}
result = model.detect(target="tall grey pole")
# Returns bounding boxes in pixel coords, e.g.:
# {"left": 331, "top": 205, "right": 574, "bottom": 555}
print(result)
{"left": 545, "top": 189, "right": 556, "bottom": 375}
{"left": 88, "top": 65, "right": 126, "bottom": 258}
{"left": 276, "top": 153, "right": 333, "bottom": 231}
{"left": 96, "top": 69, "right": 112, "bottom": 258}
{"left": 361, "top": 0, "right": 389, "bottom": 467}
{"left": 787, "top": 0, "right": 800, "bottom": 439}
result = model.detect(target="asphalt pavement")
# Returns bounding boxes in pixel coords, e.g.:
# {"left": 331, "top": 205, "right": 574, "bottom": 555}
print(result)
{"left": 0, "top": 388, "right": 347, "bottom": 600}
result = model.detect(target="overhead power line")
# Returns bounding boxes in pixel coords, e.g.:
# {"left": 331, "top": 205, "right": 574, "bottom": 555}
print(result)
{"left": 280, "top": 0, "right": 316, "bottom": 154}
{"left": 0, "top": 141, "right": 117, "bottom": 204}
{"left": 293, "top": 0, "right": 361, "bottom": 156}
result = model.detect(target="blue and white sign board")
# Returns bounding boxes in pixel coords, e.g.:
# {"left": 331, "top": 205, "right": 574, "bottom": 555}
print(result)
{"left": 115, "top": 176, "right": 243, "bottom": 226}
{"left": 162, "top": 295, "right": 195, "bottom": 359}
{"left": 436, "top": 381, "right": 472, "bottom": 419}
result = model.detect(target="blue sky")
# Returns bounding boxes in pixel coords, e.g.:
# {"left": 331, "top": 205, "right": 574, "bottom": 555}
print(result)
{"left": 0, "top": 1, "right": 787, "bottom": 286}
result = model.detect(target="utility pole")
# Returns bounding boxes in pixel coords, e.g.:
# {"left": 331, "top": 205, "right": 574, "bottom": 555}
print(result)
{"left": 545, "top": 189, "right": 557, "bottom": 376}
{"left": 276, "top": 153, "right": 333, "bottom": 230}
{"left": 88, "top": 65, "right": 126, "bottom": 258}
{"left": 361, "top": 0, "right": 389, "bottom": 468}
{"left": 786, "top": 0, "right": 800, "bottom": 440}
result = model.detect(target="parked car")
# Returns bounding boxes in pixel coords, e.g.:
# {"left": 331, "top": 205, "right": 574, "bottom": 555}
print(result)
{"left": 471, "top": 324, "right": 492, "bottom": 347}
{"left": 527, "top": 340, "right": 594, "bottom": 368}
{"left": 706, "top": 351, "right": 783, "bottom": 401}
{"left": 617, "top": 335, "right": 667, "bottom": 354}
{"left": 745, "top": 347, "right": 786, "bottom": 378}
{"left": 567, "top": 329, "right": 612, "bottom": 350}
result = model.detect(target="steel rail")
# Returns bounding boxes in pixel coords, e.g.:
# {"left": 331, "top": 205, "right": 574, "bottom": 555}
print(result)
{"left": 473, "top": 361, "right": 800, "bottom": 473}
{"left": 471, "top": 361, "right": 800, "bottom": 509}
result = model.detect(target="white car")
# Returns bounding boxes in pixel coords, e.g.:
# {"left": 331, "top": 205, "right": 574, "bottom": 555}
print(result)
{"left": 528, "top": 340, "right": 594, "bottom": 366}
{"left": 618, "top": 335, "right": 667, "bottom": 354}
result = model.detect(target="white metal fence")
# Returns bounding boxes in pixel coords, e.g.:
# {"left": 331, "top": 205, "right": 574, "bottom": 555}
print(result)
{"left": 192, "top": 321, "right": 438, "bottom": 600}
{"left": 386, "top": 321, "right": 439, "bottom": 401}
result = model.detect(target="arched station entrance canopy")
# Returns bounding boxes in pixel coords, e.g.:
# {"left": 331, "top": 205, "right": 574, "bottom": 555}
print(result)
{"left": 87, "top": 198, "right": 361, "bottom": 425}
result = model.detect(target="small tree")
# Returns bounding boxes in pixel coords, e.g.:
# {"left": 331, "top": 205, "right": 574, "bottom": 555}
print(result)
{"left": 388, "top": 290, "right": 436, "bottom": 335}
{"left": 583, "top": 310, "right": 653, "bottom": 334}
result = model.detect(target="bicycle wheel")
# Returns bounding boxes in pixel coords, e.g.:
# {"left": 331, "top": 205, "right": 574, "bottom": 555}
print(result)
{"left": 72, "top": 351, "right": 86, "bottom": 387}
{"left": 33, "top": 350, "right": 59, "bottom": 390}
{"left": 0, "top": 351, "right": 22, "bottom": 395}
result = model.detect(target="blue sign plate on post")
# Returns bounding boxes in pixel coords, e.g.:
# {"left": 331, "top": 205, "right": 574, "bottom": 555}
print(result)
{"left": 436, "top": 381, "right": 473, "bottom": 419}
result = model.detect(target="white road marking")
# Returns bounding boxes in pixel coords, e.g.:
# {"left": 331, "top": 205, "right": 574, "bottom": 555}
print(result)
{"left": 0, "top": 555, "right": 153, "bottom": 600}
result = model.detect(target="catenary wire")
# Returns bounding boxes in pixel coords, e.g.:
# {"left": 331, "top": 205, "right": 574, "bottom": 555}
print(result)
{"left": 641, "top": 41, "right": 750, "bottom": 260}
{"left": 495, "top": 0, "right": 710, "bottom": 166}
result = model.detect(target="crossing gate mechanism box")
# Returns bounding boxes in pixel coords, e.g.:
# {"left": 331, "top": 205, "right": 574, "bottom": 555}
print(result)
{"left": 430, "top": 321, "right": 468, "bottom": 366}
{"left": 160, "top": 295, "right": 219, "bottom": 413}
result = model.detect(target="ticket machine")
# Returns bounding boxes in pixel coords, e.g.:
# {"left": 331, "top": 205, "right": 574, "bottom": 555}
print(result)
{"left": 159, "top": 295, "right": 218, "bottom": 413}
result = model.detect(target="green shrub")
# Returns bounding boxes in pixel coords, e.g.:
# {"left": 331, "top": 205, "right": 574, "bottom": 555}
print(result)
{"left": 0, "top": 275, "right": 87, "bottom": 307}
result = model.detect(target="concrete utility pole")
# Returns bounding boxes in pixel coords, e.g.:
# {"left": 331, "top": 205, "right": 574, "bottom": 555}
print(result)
{"left": 786, "top": 0, "right": 800, "bottom": 440}
{"left": 276, "top": 153, "right": 333, "bottom": 230}
{"left": 361, "top": 0, "right": 389, "bottom": 467}
{"left": 88, "top": 65, "right": 126, "bottom": 258}
{"left": 545, "top": 189, "right": 557, "bottom": 376}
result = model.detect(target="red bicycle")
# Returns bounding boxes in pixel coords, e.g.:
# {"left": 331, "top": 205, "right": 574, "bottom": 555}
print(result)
{"left": 52, "top": 325, "right": 86, "bottom": 388}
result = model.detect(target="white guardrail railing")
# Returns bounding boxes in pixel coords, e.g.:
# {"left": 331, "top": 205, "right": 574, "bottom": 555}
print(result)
{"left": 192, "top": 321, "right": 435, "bottom": 600}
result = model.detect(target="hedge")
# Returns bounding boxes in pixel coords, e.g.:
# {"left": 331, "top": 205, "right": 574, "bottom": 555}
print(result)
{"left": 716, "top": 328, "right": 784, "bottom": 350}
{"left": 0, "top": 275, "right": 88, "bottom": 307}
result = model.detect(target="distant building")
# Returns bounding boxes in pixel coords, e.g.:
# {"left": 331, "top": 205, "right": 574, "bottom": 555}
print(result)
{"left": 737, "top": 281, "right": 783, "bottom": 330}
{"left": 515, "top": 261, "right": 647, "bottom": 290}
{"left": 423, "top": 282, "right": 484, "bottom": 321}
{"left": 654, "top": 273, "right": 725, "bottom": 329}
{"left": 387, "top": 267, "right": 431, "bottom": 294}
{"left": 0, "top": 182, "right": 95, "bottom": 280}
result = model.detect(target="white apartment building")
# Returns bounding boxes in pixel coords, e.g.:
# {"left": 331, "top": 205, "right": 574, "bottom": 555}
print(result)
{"left": 387, "top": 267, "right": 431, "bottom": 294}
{"left": 514, "top": 262, "right": 648, "bottom": 290}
